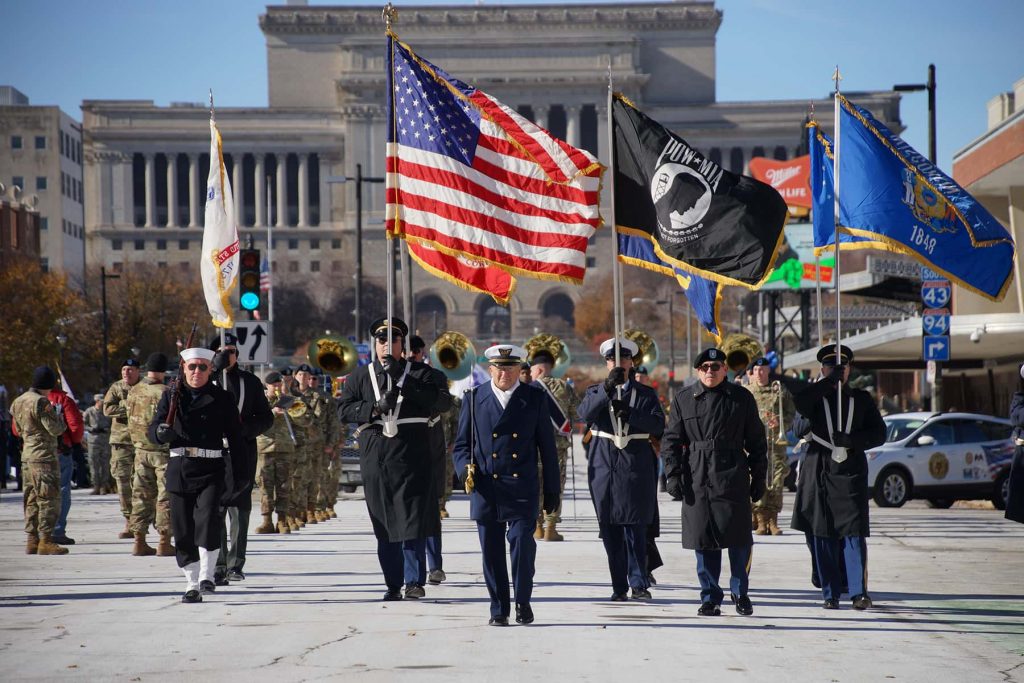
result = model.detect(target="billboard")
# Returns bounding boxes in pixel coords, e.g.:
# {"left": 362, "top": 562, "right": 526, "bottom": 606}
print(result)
{"left": 761, "top": 222, "right": 836, "bottom": 291}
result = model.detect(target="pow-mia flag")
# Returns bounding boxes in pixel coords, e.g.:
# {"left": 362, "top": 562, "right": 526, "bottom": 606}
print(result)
{"left": 612, "top": 95, "right": 788, "bottom": 288}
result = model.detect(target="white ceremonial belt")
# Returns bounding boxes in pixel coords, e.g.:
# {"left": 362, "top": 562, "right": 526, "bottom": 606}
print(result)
{"left": 354, "top": 417, "right": 430, "bottom": 439}
{"left": 170, "top": 447, "right": 222, "bottom": 459}
{"left": 428, "top": 416, "right": 441, "bottom": 427}
{"left": 591, "top": 430, "right": 651, "bottom": 450}
{"left": 1015, "top": 437, "right": 1024, "bottom": 447}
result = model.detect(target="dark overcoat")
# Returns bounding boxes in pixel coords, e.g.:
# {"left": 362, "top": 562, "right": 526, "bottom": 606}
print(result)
{"left": 452, "top": 382, "right": 559, "bottom": 523}
{"left": 579, "top": 382, "right": 664, "bottom": 525}
{"left": 424, "top": 365, "right": 454, "bottom": 499}
{"left": 1005, "top": 391, "right": 1024, "bottom": 524}
{"left": 338, "top": 358, "right": 440, "bottom": 542}
{"left": 216, "top": 366, "right": 273, "bottom": 507}
{"left": 661, "top": 381, "right": 767, "bottom": 550}
{"left": 786, "top": 377, "right": 886, "bottom": 538}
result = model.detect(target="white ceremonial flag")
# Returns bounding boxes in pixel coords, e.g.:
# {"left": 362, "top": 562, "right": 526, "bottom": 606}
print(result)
{"left": 201, "top": 117, "right": 239, "bottom": 329}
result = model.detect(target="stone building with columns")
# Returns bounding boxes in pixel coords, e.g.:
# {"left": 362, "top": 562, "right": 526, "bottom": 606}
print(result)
{"left": 83, "top": 1, "right": 903, "bottom": 352}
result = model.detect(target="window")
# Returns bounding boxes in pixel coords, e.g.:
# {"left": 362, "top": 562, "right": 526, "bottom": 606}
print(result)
{"left": 76, "top": 140, "right": 81, "bottom": 164}
{"left": 331, "top": 239, "right": 341, "bottom": 249}
{"left": 310, "top": 238, "right": 320, "bottom": 250}
{"left": 60, "top": 133, "right": 65, "bottom": 155}
{"left": 586, "top": 257, "right": 596, "bottom": 268}
{"left": 62, "top": 219, "right": 68, "bottom": 234}
{"left": 332, "top": 260, "right": 342, "bottom": 272}
{"left": 34, "top": 136, "right": 46, "bottom": 150}
{"left": 112, "top": 239, "right": 122, "bottom": 250}
{"left": 40, "top": 257, "right": 49, "bottom": 272}
{"left": 287, "top": 238, "right": 299, "bottom": 250}
{"left": 915, "top": 421, "right": 955, "bottom": 446}
{"left": 61, "top": 173, "right": 66, "bottom": 196}
{"left": 40, "top": 217, "right": 48, "bottom": 231}
{"left": 112, "top": 262, "right": 123, "bottom": 273}
{"left": 156, "top": 239, "right": 167, "bottom": 250}
{"left": 10, "top": 135, "right": 22, "bottom": 150}
{"left": 157, "top": 262, "right": 167, "bottom": 269}
{"left": 310, "top": 260, "right": 320, "bottom": 272}
{"left": 36, "top": 176, "right": 47, "bottom": 191}
{"left": 134, "top": 239, "right": 145, "bottom": 250}
{"left": 288, "top": 261, "right": 298, "bottom": 273}
{"left": 12, "top": 176, "right": 24, "bottom": 191}
{"left": 179, "top": 239, "right": 189, "bottom": 250}
{"left": 982, "top": 421, "right": 1013, "bottom": 441}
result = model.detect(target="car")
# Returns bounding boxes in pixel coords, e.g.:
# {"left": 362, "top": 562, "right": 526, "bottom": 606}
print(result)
{"left": 866, "top": 412, "right": 1014, "bottom": 509}
{"left": 338, "top": 425, "right": 362, "bottom": 493}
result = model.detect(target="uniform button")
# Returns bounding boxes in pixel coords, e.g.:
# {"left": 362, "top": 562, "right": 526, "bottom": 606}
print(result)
{"left": 513, "top": 473, "right": 519, "bottom": 478}
{"left": 492, "top": 432, "right": 498, "bottom": 438}
{"left": 512, "top": 453, "right": 518, "bottom": 459}
{"left": 513, "top": 433, "right": 518, "bottom": 438}
{"left": 492, "top": 473, "right": 498, "bottom": 479}
{"left": 492, "top": 453, "right": 497, "bottom": 459}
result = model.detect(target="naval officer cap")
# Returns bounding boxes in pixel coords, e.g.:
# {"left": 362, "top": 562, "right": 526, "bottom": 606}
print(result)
{"left": 816, "top": 344, "right": 854, "bottom": 365}
{"left": 484, "top": 344, "right": 528, "bottom": 366}
{"left": 693, "top": 348, "right": 725, "bottom": 369}
{"left": 599, "top": 337, "right": 640, "bottom": 360}
{"left": 180, "top": 347, "right": 215, "bottom": 363}
{"left": 368, "top": 317, "right": 409, "bottom": 340}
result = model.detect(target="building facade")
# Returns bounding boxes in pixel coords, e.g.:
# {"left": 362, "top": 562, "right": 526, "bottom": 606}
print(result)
{"left": 1, "top": 86, "right": 86, "bottom": 284}
{"left": 82, "top": 2, "right": 903, "bottom": 352}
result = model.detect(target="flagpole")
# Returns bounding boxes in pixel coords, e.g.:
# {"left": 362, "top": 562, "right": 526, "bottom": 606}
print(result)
{"left": 607, "top": 65, "right": 623, "bottom": 367}
{"left": 832, "top": 67, "right": 844, "bottom": 434}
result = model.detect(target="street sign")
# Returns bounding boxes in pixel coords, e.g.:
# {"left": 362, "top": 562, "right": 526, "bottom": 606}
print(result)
{"left": 921, "top": 266, "right": 945, "bottom": 281}
{"left": 922, "top": 308, "right": 951, "bottom": 336}
{"left": 921, "top": 282, "right": 951, "bottom": 308}
{"left": 926, "top": 360, "right": 936, "bottom": 383}
{"left": 356, "top": 343, "right": 371, "bottom": 367}
{"left": 233, "top": 320, "right": 271, "bottom": 364}
{"left": 923, "top": 336, "right": 950, "bottom": 362}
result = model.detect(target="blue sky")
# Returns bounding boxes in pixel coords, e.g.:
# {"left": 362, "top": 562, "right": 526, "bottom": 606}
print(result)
{"left": 3, "top": 0, "right": 1021, "bottom": 171}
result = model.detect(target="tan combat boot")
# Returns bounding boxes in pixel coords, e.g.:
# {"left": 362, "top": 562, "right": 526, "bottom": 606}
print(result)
{"left": 306, "top": 509, "right": 319, "bottom": 524}
{"left": 543, "top": 521, "right": 564, "bottom": 542}
{"left": 255, "top": 514, "right": 277, "bottom": 534}
{"left": 26, "top": 533, "right": 39, "bottom": 555}
{"left": 534, "top": 519, "right": 544, "bottom": 539}
{"left": 38, "top": 536, "right": 69, "bottom": 555}
{"left": 118, "top": 519, "right": 133, "bottom": 539}
{"left": 439, "top": 501, "right": 450, "bottom": 520}
{"left": 328, "top": 507, "right": 337, "bottom": 519}
{"left": 277, "top": 515, "right": 291, "bottom": 534}
{"left": 767, "top": 513, "right": 783, "bottom": 536}
{"left": 754, "top": 512, "right": 769, "bottom": 536}
{"left": 288, "top": 516, "right": 302, "bottom": 532}
{"left": 91, "top": 486, "right": 101, "bottom": 495}
{"left": 132, "top": 533, "right": 157, "bottom": 556}
{"left": 157, "top": 531, "right": 176, "bottom": 556}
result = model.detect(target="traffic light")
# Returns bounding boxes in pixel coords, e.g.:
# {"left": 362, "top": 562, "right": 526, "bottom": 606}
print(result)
{"left": 239, "top": 249, "right": 261, "bottom": 311}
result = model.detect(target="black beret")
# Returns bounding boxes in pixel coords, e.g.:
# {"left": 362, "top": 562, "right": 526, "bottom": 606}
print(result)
{"left": 530, "top": 349, "right": 556, "bottom": 366}
{"left": 635, "top": 366, "right": 649, "bottom": 375}
{"left": 521, "top": 362, "right": 532, "bottom": 371}
{"left": 295, "top": 363, "right": 314, "bottom": 373}
{"left": 279, "top": 366, "right": 293, "bottom": 376}
{"left": 144, "top": 352, "right": 169, "bottom": 373}
{"left": 208, "top": 332, "right": 239, "bottom": 352}
{"left": 368, "top": 317, "right": 409, "bottom": 339}
{"left": 264, "top": 371, "right": 283, "bottom": 384}
{"left": 31, "top": 366, "right": 57, "bottom": 390}
{"left": 409, "top": 335, "right": 426, "bottom": 352}
{"left": 748, "top": 357, "right": 770, "bottom": 371}
{"left": 817, "top": 344, "right": 854, "bottom": 365}
{"left": 693, "top": 348, "right": 725, "bottom": 369}
{"left": 123, "top": 358, "right": 140, "bottom": 368}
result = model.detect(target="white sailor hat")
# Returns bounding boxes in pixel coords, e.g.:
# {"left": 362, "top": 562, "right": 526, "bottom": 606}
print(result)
{"left": 484, "top": 344, "right": 528, "bottom": 366}
{"left": 180, "top": 347, "right": 215, "bottom": 363}
{"left": 599, "top": 337, "right": 639, "bottom": 359}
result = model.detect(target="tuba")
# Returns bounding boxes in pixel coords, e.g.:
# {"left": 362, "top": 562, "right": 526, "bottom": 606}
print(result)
{"left": 429, "top": 331, "right": 478, "bottom": 381}
{"left": 307, "top": 331, "right": 360, "bottom": 379}
{"left": 720, "top": 333, "right": 764, "bottom": 374}
{"left": 624, "top": 329, "right": 659, "bottom": 372}
{"left": 523, "top": 333, "right": 572, "bottom": 378}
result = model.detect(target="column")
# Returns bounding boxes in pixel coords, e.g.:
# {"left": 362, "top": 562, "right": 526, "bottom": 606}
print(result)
{"left": 232, "top": 154, "right": 244, "bottom": 226}
{"left": 275, "top": 153, "right": 287, "bottom": 228}
{"left": 565, "top": 105, "right": 581, "bottom": 147}
{"left": 297, "top": 152, "right": 309, "bottom": 227}
{"left": 254, "top": 153, "right": 266, "bottom": 228}
{"left": 166, "top": 153, "right": 178, "bottom": 227}
{"left": 188, "top": 153, "right": 200, "bottom": 228}
{"left": 143, "top": 153, "right": 156, "bottom": 228}
{"left": 533, "top": 104, "right": 549, "bottom": 130}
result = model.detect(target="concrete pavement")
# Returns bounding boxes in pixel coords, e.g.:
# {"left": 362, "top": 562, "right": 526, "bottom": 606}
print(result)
{"left": 1, "top": 442, "right": 1023, "bottom": 682}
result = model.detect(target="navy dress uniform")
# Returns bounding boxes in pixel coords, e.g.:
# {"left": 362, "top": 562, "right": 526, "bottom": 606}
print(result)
{"left": 661, "top": 348, "right": 768, "bottom": 616}
{"left": 337, "top": 318, "right": 441, "bottom": 600}
{"left": 452, "top": 344, "right": 559, "bottom": 626}
{"left": 579, "top": 338, "right": 665, "bottom": 600}
{"left": 1005, "top": 364, "right": 1024, "bottom": 525}
{"left": 783, "top": 345, "right": 886, "bottom": 610}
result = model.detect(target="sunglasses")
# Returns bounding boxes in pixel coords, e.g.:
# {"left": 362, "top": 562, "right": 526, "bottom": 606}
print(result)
{"left": 186, "top": 363, "right": 210, "bottom": 372}
{"left": 698, "top": 363, "right": 724, "bottom": 373}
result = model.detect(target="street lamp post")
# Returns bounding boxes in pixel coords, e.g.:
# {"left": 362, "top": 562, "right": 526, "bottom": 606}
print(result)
{"left": 100, "top": 266, "right": 121, "bottom": 385}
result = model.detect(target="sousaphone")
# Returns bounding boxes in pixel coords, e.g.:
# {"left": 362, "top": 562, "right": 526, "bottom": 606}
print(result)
{"left": 307, "top": 331, "right": 360, "bottom": 378}
{"left": 523, "top": 332, "right": 572, "bottom": 378}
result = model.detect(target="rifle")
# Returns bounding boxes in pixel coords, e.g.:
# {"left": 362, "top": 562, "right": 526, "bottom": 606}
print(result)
{"left": 165, "top": 322, "right": 198, "bottom": 429}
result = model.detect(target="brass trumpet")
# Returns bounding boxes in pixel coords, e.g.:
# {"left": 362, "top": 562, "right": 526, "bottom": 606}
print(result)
{"left": 770, "top": 381, "right": 787, "bottom": 446}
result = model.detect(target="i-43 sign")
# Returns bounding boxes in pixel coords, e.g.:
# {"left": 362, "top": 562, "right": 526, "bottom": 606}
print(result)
{"left": 921, "top": 281, "right": 951, "bottom": 308}
{"left": 922, "top": 308, "right": 951, "bottom": 336}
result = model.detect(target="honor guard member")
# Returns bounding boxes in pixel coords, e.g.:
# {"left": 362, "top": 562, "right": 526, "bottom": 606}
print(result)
{"left": 1005, "top": 363, "right": 1024, "bottom": 524}
{"left": 338, "top": 318, "right": 441, "bottom": 601}
{"left": 11, "top": 367, "right": 68, "bottom": 555}
{"left": 210, "top": 334, "right": 274, "bottom": 584}
{"left": 151, "top": 346, "right": 248, "bottom": 603}
{"left": 579, "top": 338, "right": 664, "bottom": 600}
{"left": 661, "top": 348, "right": 768, "bottom": 617}
{"left": 83, "top": 394, "right": 113, "bottom": 495}
{"left": 125, "top": 353, "right": 174, "bottom": 557}
{"left": 256, "top": 372, "right": 295, "bottom": 534}
{"left": 104, "top": 358, "right": 142, "bottom": 539}
{"left": 745, "top": 357, "right": 794, "bottom": 535}
{"left": 452, "top": 344, "right": 560, "bottom": 626}
{"left": 528, "top": 348, "right": 580, "bottom": 542}
{"left": 784, "top": 345, "right": 886, "bottom": 610}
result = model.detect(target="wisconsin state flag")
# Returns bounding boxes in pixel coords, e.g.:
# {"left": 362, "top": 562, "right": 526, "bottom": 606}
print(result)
{"left": 613, "top": 95, "right": 788, "bottom": 288}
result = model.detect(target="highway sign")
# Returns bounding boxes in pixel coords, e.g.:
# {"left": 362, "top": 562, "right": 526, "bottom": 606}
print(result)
{"left": 234, "top": 321, "right": 271, "bottom": 364}
{"left": 922, "top": 308, "right": 951, "bottom": 336}
{"left": 921, "top": 282, "right": 951, "bottom": 308}
{"left": 923, "top": 336, "right": 950, "bottom": 362}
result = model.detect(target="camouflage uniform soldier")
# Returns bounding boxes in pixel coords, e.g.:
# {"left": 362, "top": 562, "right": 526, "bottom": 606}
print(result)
{"left": 296, "top": 365, "right": 326, "bottom": 523}
{"left": 745, "top": 358, "right": 794, "bottom": 535}
{"left": 319, "top": 376, "right": 342, "bottom": 519}
{"left": 440, "top": 393, "right": 462, "bottom": 518}
{"left": 256, "top": 372, "right": 294, "bottom": 534}
{"left": 287, "top": 376, "right": 312, "bottom": 530}
{"left": 11, "top": 367, "right": 68, "bottom": 555}
{"left": 528, "top": 348, "right": 579, "bottom": 542}
{"left": 82, "top": 393, "right": 113, "bottom": 495}
{"left": 126, "top": 353, "right": 174, "bottom": 557}
{"left": 104, "top": 358, "right": 142, "bottom": 539}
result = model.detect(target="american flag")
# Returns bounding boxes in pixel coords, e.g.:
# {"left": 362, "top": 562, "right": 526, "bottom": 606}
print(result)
{"left": 385, "top": 35, "right": 603, "bottom": 288}
{"left": 259, "top": 255, "right": 270, "bottom": 293}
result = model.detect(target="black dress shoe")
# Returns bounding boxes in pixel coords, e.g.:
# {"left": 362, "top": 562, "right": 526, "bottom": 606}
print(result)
{"left": 404, "top": 583, "right": 425, "bottom": 599}
{"left": 54, "top": 535, "right": 75, "bottom": 545}
{"left": 731, "top": 593, "right": 753, "bottom": 616}
{"left": 822, "top": 598, "right": 840, "bottom": 610}
{"left": 488, "top": 616, "right": 509, "bottom": 626}
{"left": 181, "top": 590, "right": 202, "bottom": 603}
{"left": 226, "top": 569, "right": 245, "bottom": 582}
{"left": 697, "top": 602, "right": 721, "bottom": 616}
{"left": 515, "top": 604, "right": 534, "bottom": 624}
{"left": 811, "top": 573, "right": 821, "bottom": 589}
{"left": 199, "top": 580, "right": 216, "bottom": 595}
{"left": 610, "top": 592, "right": 629, "bottom": 602}
{"left": 647, "top": 573, "right": 657, "bottom": 586}
{"left": 383, "top": 589, "right": 403, "bottom": 601}
{"left": 852, "top": 594, "right": 873, "bottom": 610}
{"left": 214, "top": 574, "right": 229, "bottom": 587}
{"left": 631, "top": 587, "right": 652, "bottom": 601}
